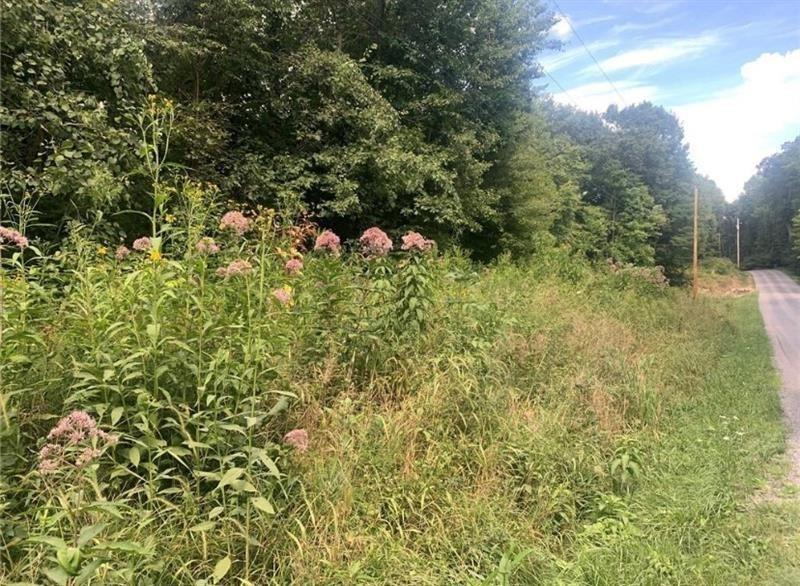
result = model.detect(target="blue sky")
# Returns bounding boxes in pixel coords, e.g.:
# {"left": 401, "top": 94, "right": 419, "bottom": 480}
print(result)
{"left": 538, "top": 0, "right": 800, "bottom": 200}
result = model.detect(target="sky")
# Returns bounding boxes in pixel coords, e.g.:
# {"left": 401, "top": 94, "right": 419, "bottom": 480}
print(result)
{"left": 538, "top": 0, "right": 800, "bottom": 200}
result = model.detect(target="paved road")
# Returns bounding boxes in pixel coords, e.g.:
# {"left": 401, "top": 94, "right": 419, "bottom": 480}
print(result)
{"left": 752, "top": 269, "right": 800, "bottom": 482}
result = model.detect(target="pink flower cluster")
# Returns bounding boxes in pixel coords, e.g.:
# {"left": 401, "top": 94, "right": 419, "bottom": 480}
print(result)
{"left": 314, "top": 230, "right": 341, "bottom": 254}
{"left": 115, "top": 245, "right": 131, "bottom": 260}
{"left": 38, "top": 410, "right": 118, "bottom": 474}
{"left": 0, "top": 226, "right": 29, "bottom": 249}
{"left": 401, "top": 231, "right": 434, "bottom": 252}
{"left": 283, "top": 428, "right": 308, "bottom": 452}
{"left": 216, "top": 258, "right": 252, "bottom": 278}
{"left": 132, "top": 236, "right": 151, "bottom": 251}
{"left": 359, "top": 227, "right": 393, "bottom": 257}
{"left": 273, "top": 287, "right": 292, "bottom": 305}
{"left": 285, "top": 258, "right": 303, "bottom": 275}
{"left": 195, "top": 237, "right": 220, "bottom": 255}
{"left": 219, "top": 211, "right": 251, "bottom": 236}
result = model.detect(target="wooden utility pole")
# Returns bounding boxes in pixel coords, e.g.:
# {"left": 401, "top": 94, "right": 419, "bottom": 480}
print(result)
{"left": 692, "top": 186, "right": 699, "bottom": 299}
{"left": 736, "top": 217, "right": 741, "bottom": 269}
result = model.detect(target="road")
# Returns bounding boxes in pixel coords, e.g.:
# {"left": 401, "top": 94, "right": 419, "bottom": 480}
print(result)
{"left": 752, "top": 269, "right": 800, "bottom": 482}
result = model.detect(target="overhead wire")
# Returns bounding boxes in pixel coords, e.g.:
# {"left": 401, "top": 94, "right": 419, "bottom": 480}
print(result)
{"left": 548, "top": 0, "right": 628, "bottom": 107}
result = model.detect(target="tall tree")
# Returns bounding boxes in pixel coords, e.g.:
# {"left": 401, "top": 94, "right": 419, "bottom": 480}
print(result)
{"left": 735, "top": 137, "right": 800, "bottom": 268}
{"left": 604, "top": 103, "right": 696, "bottom": 275}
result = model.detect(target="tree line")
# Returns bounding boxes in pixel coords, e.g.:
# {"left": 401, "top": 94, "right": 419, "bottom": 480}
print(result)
{"left": 732, "top": 137, "right": 800, "bottom": 269}
{"left": 2, "top": 0, "right": 746, "bottom": 277}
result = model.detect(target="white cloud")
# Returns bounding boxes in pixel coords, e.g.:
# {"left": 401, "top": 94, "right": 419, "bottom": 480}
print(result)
{"left": 539, "top": 40, "right": 618, "bottom": 73}
{"left": 574, "top": 15, "right": 616, "bottom": 28}
{"left": 552, "top": 80, "right": 658, "bottom": 112}
{"left": 674, "top": 49, "right": 800, "bottom": 200}
{"left": 610, "top": 17, "right": 677, "bottom": 35}
{"left": 551, "top": 14, "right": 573, "bottom": 40}
{"left": 586, "top": 34, "right": 719, "bottom": 74}
{"left": 635, "top": 0, "right": 685, "bottom": 14}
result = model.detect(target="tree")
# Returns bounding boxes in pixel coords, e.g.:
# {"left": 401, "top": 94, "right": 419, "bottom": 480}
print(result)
{"left": 604, "top": 103, "right": 696, "bottom": 275}
{"left": 1, "top": 0, "right": 153, "bottom": 233}
{"left": 734, "top": 137, "right": 800, "bottom": 268}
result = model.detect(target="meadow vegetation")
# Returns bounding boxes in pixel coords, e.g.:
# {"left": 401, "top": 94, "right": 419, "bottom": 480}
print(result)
{"left": 2, "top": 177, "right": 798, "bottom": 583}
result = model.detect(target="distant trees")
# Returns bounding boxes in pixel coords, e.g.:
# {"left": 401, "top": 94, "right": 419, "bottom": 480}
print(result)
{"left": 1, "top": 0, "right": 730, "bottom": 275}
{"left": 545, "top": 102, "right": 724, "bottom": 276}
{"left": 734, "top": 137, "right": 800, "bottom": 268}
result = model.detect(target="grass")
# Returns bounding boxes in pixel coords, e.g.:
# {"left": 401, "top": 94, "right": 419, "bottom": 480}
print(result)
{"left": 1, "top": 226, "right": 798, "bottom": 584}
{"left": 282, "top": 265, "right": 800, "bottom": 584}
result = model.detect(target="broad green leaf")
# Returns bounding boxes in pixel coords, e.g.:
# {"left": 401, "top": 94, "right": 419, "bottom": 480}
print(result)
{"left": 217, "top": 467, "right": 244, "bottom": 490}
{"left": 27, "top": 535, "right": 68, "bottom": 550}
{"left": 110, "top": 406, "right": 124, "bottom": 425}
{"left": 77, "top": 523, "right": 107, "bottom": 547}
{"left": 74, "top": 559, "right": 104, "bottom": 585}
{"left": 212, "top": 556, "right": 232, "bottom": 582}
{"left": 43, "top": 566, "right": 69, "bottom": 586}
{"left": 251, "top": 497, "right": 275, "bottom": 515}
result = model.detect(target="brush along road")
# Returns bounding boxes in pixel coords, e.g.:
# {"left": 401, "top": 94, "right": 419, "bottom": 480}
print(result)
{"left": 753, "top": 269, "right": 800, "bottom": 482}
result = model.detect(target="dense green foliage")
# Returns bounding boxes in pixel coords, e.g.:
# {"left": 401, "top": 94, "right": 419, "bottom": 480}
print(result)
{"left": 2, "top": 204, "right": 798, "bottom": 582}
{"left": 2, "top": 0, "right": 730, "bottom": 275}
{"left": 733, "top": 137, "right": 800, "bottom": 269}
{"left": 4, "top": 3, "right": 798, "bottom": 584}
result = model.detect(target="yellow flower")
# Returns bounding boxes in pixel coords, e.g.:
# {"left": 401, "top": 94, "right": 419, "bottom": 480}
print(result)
{"left": 97, "top": 246, "right": 108, "bottom": 256}
{"left": 165, "top": 214, "right": 176, "bottom": 223}
{"left": 150, "top": 250, "right": 162, "bottom": 263}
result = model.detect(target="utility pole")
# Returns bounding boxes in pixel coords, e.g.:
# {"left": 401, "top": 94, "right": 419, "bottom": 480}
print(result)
{"left": 692, "top": 186, "right": 699, "bottom": 300}
{"left": 736, "top": 217, "right": 741, "bottom": 269}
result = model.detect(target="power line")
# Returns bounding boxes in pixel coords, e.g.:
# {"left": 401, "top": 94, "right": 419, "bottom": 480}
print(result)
{"left": 541, "top": 67, "right": 578, "bottom": 106}
{"left": 549, "top": 0, "right": 628, "bottom": 107}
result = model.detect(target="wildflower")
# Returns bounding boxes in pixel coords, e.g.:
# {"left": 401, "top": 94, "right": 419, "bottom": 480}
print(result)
{"left": 38, "top": 410, "right": 118, "bottom": 474}
{"left": 132, "top": 236, "right": 151, "bottom": 251}
{"left": 0, "top": 226, "right": 29, "bottom": 249}
{"left": 283, "top": 429, "right": 308, "bottom": 453}
{"left": 195, "top": 237, "right": 220, "bottom": 255}
{"left": 75, "top": 447, "right": 102, "bottom": 468}
{"left": 97, "top": 246, "right": 109, "bottom": 257}
{"left": 219, "top": 211, "right": 251, "bottom": 236}
{"left": 150, "top": 250, "right": 162, "bottom": 263}
{"left": 359, "top": 227, "right": 393, "bottom": 257}
{"left": 165, "top": 214, "right": 176, "bottom": 223}
{"left": 115, "top": 245, "right": 131, "bottom": 260}
{"left": 314, "top": 230, "right": 341, "bottom": 254}
{"left": 400, "top": 231, "right": 435, "bottom": 253}
{"left": 217, "top": 259, "right": 253, "bottom": 278}
{"left": 285, "top": 258, "right": 303, "bottom": 275}
{"left": 273, "top": 285, "right": 293, "bottom": 305}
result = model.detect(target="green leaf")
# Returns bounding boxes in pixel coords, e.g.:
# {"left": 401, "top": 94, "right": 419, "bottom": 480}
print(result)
{"left": 189, "top": 521, "right": 216, "bottom": 533}
{"left": 77, "top": 523, "right": 107, "bottom": 547}
{"left": 74, "top": 559, "right": 104, "bottom": 585}
{"left": 217, "top": 467, "right": 244, "bottom": 490}
{"left": 251, "top": 497, "right": 275, "bottom": 515}
{"left": 128, "top": 446, "right": 140, "bottom": 467}
{"left": 43, "top": 566, "right": 69, "bottom": 586}
{"left": 27, "top": 535, "right": 68, "bottom": 550}
{"left": 94, "top": 541, "right": 150, "bottom": 554}
{"left": 212, "top": 556, "right": 232, "bottom": 582}
{"left": 56, "top": 547, "right": 82, "bottom": 575}
{"left": 110, "top": 406, "right": 124, "bottom": 425}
